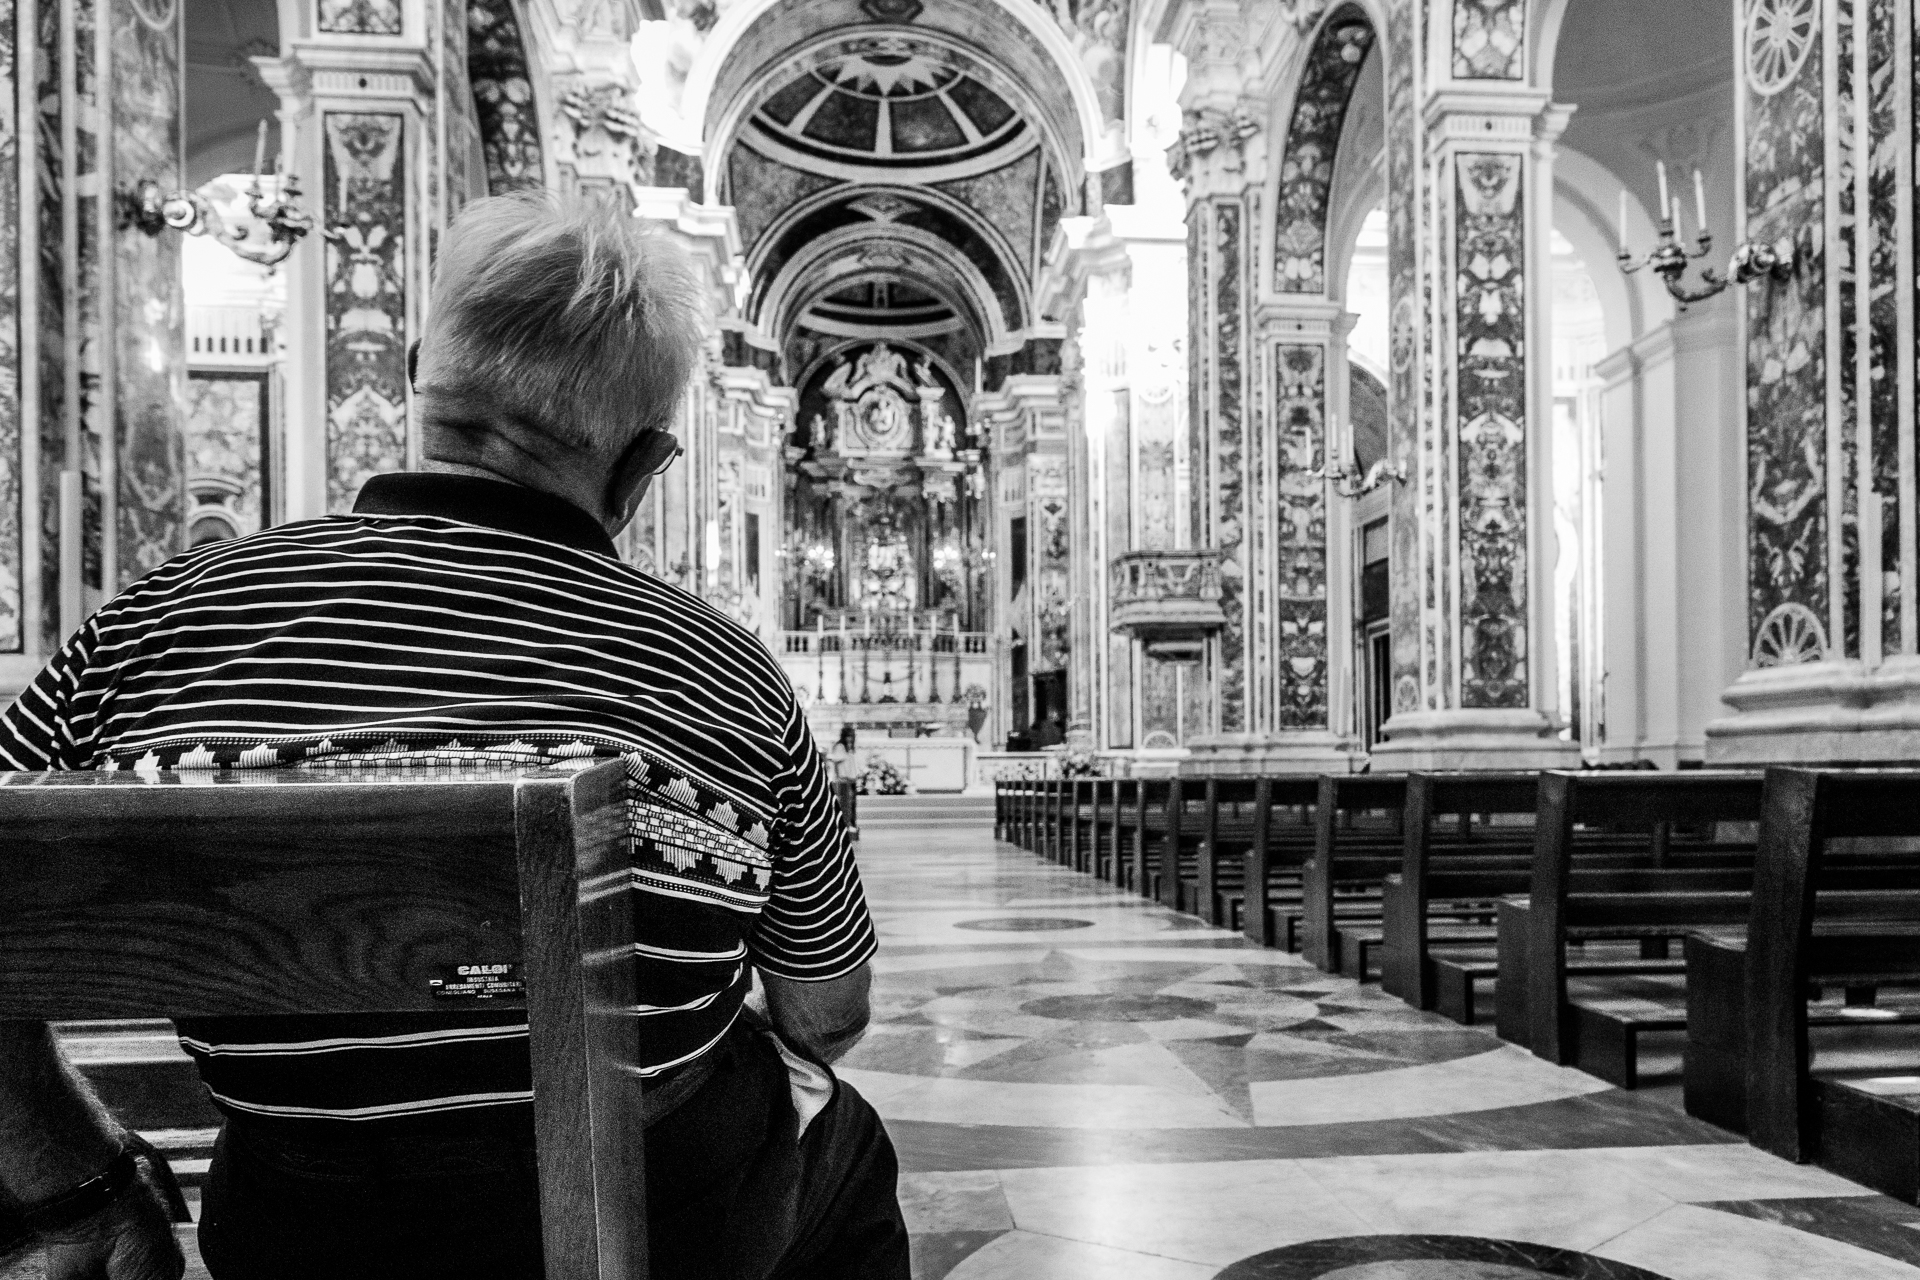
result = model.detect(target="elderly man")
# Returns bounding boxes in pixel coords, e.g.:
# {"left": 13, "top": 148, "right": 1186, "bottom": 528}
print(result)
{"left": 0, "top": 193, "right": 907, "bottom": 1279}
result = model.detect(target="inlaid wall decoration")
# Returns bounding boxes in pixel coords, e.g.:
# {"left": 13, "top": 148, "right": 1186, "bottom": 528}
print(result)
{"left": 1384, "top": 0, "right": 1422, "bottom": 714}
{"left": 113, "top": 0, "right": 187, "bottom": 582}
{"left": 184, "top": 374, "right": 265, "bottom": 541}
{"left": 468, "top": 0, "right": 545, "bottom": 194}
{"left": 76, "top": 0, "right": 105, "bottom": 602}
{"left": 319, "top": 0, "right": 402, "bottom": 35}
{"left": 1453, "top": 152, "right": 1528, "bottom": 709}
{"left": 1743, "top": 0, "right": 1827, "bottom": 662}
{"left": 1274, "top": 9, "right": 1375, "bottom": 294}
{"left": 1213, "top": 200, "right": 1247, "bottom": 732}
{"left": 323, "top": 113, "right": 409, "bottom": 513}
{"left": 32, "top": 0, "right": 62, "bottom": 648}
{"left": 1451, "top": 0, "right": 1525, "bottom": 81}
{"left": 441, "top": 0, "right": 477, "bottom": 226}
{"left": 1863, "top": 0, "right": 1900, "bottom": 651}
{"left": 1032, "top": 452, "right": 1071, "bottom": 672}
{"left": 0, "top": 0, "right": 19, "bottom": 651}
{"left": 1273, "top": 343, "right": 1328, "bottom": 728}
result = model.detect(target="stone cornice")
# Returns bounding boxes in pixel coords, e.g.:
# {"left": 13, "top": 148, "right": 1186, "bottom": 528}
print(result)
{"left": 280, "top": 43, "right": 437, "bottom": 107}
{"left": 1036, "top": 217, "right": 1132, "bottom": 322}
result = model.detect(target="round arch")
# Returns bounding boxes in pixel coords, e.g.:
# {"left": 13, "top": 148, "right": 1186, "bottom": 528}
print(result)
{"left": 744, "top": 182, "right": 1031, "bottom": 311}
{"left": 1268, "top": 3, "right": 1381, "bottom": 299}
{"left": 760, "top": 223, "right": 1016, "bottom": 351}
{"left": 467, "top": 0, "right": 551, "bottom": 192}
{"left": 684, "top": 0, "right": 1111, "bottom": 197}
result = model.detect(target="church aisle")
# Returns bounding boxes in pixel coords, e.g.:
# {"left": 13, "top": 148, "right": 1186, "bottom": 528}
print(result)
{"left": 843, "top": 807, "right": 1920, "bottom": 1280}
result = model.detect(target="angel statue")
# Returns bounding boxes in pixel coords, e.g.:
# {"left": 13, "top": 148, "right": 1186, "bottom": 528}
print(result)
{"left": 810, "top": 411, "right": 835, "bottom": 454}
{"left": 913, "top": 355, "right": 939, "bottom": 388}
{"left": 928, "top": 410, "right": 957, "bottom": 455}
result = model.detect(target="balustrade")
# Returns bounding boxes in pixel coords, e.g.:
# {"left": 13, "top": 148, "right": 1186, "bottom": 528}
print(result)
{"left": 1107, "top": 551, "right": 1227, "bottom": 661}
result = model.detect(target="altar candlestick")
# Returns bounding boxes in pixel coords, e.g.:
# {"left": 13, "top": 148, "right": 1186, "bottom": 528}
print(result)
{"left": 253, "top": 121, "right": 268, "bottom": 180}
{"left": 1692, "top": 168, "right": 1707, "bottom": 233}
{"left": 1655, "top": 161, "right": 1670, "bottom": 220}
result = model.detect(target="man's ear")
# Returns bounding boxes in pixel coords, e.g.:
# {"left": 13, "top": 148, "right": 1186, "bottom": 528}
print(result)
{"left": 603, "top": 431, "right": 679, "bottom": 535}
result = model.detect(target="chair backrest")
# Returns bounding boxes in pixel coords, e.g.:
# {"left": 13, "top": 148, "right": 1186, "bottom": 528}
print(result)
{"left": 1746, "top": 768, "right": 1920, "bottom": 1161}
{"left": 0, "top": 763, "right": 645, "bottom": 1279}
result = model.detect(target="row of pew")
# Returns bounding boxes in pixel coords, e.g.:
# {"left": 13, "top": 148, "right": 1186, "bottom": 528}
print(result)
{"left": 993, "top": 768, "right": 1920, "bottom": 1204}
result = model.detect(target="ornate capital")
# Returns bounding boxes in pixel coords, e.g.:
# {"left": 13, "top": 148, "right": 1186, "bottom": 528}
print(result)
{"left": 1167, "top": 105, "right": 1264, "bottom": 198}
{"left": 554, "top": 78, "right": 652, "bottom": 198}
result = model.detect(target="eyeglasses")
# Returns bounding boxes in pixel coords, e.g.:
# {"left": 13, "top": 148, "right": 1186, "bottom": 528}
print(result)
{"left": 636, "top": 434, "right": 684, "bottom": 478}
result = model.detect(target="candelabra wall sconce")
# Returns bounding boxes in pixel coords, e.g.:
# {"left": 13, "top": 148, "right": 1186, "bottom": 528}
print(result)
{"left": 118, "top": 123, "right": 315, "bottom": 269}
{"left": 1313, "top": 456, "right": 1406, "bottom": 499}
{"left": 1617, "top": 162, "right": 1793, "bottom": 310}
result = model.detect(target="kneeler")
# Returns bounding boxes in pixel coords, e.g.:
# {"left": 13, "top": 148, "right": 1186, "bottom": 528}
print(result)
{"left": 0, "top": 761, "right": 645, "bottom": 1278}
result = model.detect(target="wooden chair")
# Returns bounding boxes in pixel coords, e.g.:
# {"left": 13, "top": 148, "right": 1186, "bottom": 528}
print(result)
{"left": 1515, "top": 770, "right": 1764, "bottom": 1086}
{"left": 1299, "top": 775, "right": 1406, "bottom": 973}
{"left": 0, "top": 764, "right": 647, "bottom": 1278}
{"left": 1685, "top": 768, "right": 1920, "bottom": 1199}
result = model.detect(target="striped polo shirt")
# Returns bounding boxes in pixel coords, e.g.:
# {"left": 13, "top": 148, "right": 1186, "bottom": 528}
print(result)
{"left": 0, "top": 473, "right": 876, "bottom": 1127}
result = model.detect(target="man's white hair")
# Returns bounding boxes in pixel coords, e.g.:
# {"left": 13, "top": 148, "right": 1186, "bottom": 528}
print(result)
{"left": 415, "top": 191, "right": 706, "bottom": 457}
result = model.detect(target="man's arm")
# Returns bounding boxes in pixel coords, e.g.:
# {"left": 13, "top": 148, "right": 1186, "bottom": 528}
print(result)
{"left": 760, "top": 964, "right": 872, "bottom": 1065}
{"left": 0, "top": 1022, "right": 181, "bottom": 1279}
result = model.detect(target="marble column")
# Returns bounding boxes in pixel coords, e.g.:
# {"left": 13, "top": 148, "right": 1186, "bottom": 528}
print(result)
{"left": 629, "top": 187, "right": 740, "bottom": 603}
{"left": 1706, "top": 0, "right": 1920, "bottom": 762}
{"left": 263, "top": 0, "right": 446, "bottom": 520}
{"left": 1045, "top": 209, "right": 1198, "bottom": 769}
{"left": 711, "top": 365, "right": 796, "bottom": 647}
{"left": 974, "top": 375, "right": 1069, "bottom": 748}
{"left": 4, "top": 0, "right": 189, "bottom": 683}
{"left": 1367, "top": 0, "right": 1579, "bottom": 771}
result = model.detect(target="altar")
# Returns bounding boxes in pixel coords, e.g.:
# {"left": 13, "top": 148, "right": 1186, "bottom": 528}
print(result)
{"left": 851, "top": 732, "right": 972, "bottom": 794}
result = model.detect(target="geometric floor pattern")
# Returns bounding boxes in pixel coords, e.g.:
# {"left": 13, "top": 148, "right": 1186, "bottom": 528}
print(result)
{"left": 845, "top": 819, "right": 1920, "bottom": 1279}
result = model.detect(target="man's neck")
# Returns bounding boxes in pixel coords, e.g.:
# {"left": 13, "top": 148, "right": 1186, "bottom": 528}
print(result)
{"left": 420, "top": 459, "right": 526, "bottom": 488}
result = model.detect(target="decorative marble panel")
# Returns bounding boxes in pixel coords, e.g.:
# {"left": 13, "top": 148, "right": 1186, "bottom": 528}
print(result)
{"left": 1744, "top": 0, "right": 1827, "bottom": 659}
{"left": 468, "top": 0, "right": 544, "bottom": 194}
{"left": 185, "top": 375, "right": 264, "bottom": 537}
{"left": 0, "top": 0, "right": 18, "bottom": 650}
{"left": 77, "top": 0, "right": 104, "bottom": 598}
{"left": 441, "top": 0, "right": 476, "bottom": 226}
{"left": 1865, "top": 0, "right": 1899, "bottom": 650}
{"left": 33, "top": 0, "right": 61, "bottom": 648}
{"left": 1274, "top": 9, "right": 1375, "bottom": 294}
{"left": 113, "top": 0, "right": 187, "bottom": 582}
{"left": 1384, "top": 0, "right": 1422, "bottom": 714}
{"left": 1273, "top": 344, "right": 1328, "bottom": 728}
{"left": 319, "top": 0, "right": 402, "bottom": 35}
{"left": 1454, "top": 152, "right": 1527, "bottom": 709}
{"left": 1836, "top": 0, "right": 1858, "bottom": 658}
{"left": 1214, "top": 200, "right": 1246, "bottom": 732}
{"left": 1032, "top": 453, "right": 1071, "bottom": 672}
{"left": 1451, "top": 0, "right": 1525, "bottom": 81}
{"left": 323, "top": 113, "right": 409, "bottom": 513}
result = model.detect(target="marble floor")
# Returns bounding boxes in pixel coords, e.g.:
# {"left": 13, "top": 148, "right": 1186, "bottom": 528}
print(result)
{"left": 842, "top": 808, "right": 1920, "bottom": 1280}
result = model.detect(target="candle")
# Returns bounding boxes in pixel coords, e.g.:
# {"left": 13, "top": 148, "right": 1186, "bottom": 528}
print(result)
{"left": 253, "top": 120, "right": 268, "bottom": 179}
{"left": 1670, "top": 195, "right": 1685, "bottom": 240}
{"left": 1692, "top": 168, "right": 1707, "bottom": 233}
{"left": 1655, "top": 161, "right": 1670, "bottom": 219}
{"left": 1617, "top": 189, "right": 1628, "bottom": 253}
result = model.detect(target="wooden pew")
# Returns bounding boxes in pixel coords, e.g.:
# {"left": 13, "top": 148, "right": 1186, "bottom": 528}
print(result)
{"left": 1299, "top": 775, "right": 1406, "bottom": 973}
{"left": 1239, "top": 777, "right": 1329, "bottom": 948}
{"left": 0, "top": 765, "right": 647, "bottom": 1278}
{"left": 1683, "top": 768, "right": 1920, "bottom": 1201}
{"left": 1516, "top": 770, "right": 1764, "bottom": 1086}
{"left": 1379, "top": 772, "right": 1543, "bottom": 1014}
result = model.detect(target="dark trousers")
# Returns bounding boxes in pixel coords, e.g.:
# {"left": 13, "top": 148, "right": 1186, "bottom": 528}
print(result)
{"left": 196, "top": 1026, "right": 907, "bottom": 1280}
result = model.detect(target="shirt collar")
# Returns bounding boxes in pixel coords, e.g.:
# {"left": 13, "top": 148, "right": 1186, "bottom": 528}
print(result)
{"left": 352, "top": 473, "right": 617, "bottom": 558}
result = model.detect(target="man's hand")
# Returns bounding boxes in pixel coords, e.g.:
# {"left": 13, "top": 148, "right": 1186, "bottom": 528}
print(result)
{"left": 40, "top": 1171, "right": 183, "bottom": 1280}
